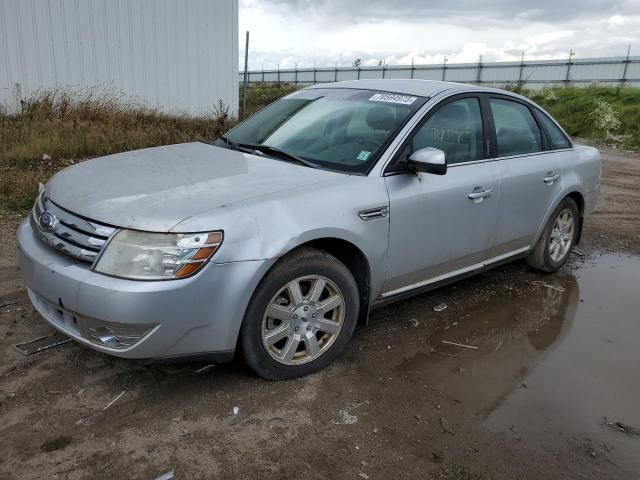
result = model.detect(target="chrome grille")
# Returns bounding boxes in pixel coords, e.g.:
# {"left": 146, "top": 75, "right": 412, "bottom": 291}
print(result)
{"left": 31, "top": 194, "right": 116, "bottom": 263}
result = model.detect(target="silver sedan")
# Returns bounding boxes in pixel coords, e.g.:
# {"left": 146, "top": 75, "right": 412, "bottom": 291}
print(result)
{"left": 16, "top": 79, "right": 601, "bottom": 379}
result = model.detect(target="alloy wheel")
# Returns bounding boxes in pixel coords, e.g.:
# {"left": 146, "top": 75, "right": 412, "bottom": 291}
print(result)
{"left": 261, "top": 275, "right": 345, "bottom": 365}
{"left": 549, "top": 208, "right": 575, "bottom": 262}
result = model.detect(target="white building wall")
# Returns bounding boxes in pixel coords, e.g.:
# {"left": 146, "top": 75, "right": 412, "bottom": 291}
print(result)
{"left": 0, "top": 0, "right": 239, "bottom": 115}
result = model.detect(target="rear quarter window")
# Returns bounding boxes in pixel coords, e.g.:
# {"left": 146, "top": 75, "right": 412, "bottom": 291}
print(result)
{"left": 536, "top": 111, "right": 572, "bottom": 149}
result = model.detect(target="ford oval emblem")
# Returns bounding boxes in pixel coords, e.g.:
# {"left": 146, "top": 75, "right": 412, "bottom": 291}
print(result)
{"left": 39, "top": 211, "right": 57, "bottom": 231}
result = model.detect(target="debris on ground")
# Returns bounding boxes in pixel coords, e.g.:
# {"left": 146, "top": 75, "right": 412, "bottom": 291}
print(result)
{"left": 232, "top": 406, "right": 240, "bottom": 415}
{"left": 492, "top": 339, "right": 504, "bottom": 353}
{"left": 13, "top": 334, "right": 72, "bottom": 356}
{"left": 544, "top": 284, "right": 565, "bottom": 292}
{"left": 193, "top": 364, "right": 215, "bottom": 374}
{"left": 442, "top": 340, "right": 479, "bottom": 350}
{"left": 571, "top": 248, "right": 586, "bottom": 256}
{"left": 604, "top": 419, "right": 640, "bottom": 437}
{"left": 103, "top": 391, "right": 125, "bottom": 411}
{"left": 358, "top": 473, "right": 370, "bottom": 479}
{"left": 407, "top": 318, "right": 419, "bottom": 328}
{"left": 440, "top": 417, "right": 454, "bottom": 435}
{"left": 337, "top": 403, "right": 360, "bottom": 425}
{"left": 528, "top": 281, "right": 565, "bottom": 292}
{"left": 154, "top": 470, "right": 175, "bottom": 480}
{"left": 433, "top": 303, "right": 448, "bottom": 312}
{"left": 0, "top": 301, "right": 17, "bottom": 310}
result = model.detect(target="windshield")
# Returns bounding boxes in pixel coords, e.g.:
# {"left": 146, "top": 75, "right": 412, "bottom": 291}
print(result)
{"left": 220, "top": 88, "right": 426, "bottom": 174}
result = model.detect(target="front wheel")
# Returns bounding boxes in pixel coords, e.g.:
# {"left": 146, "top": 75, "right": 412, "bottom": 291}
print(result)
{"left": 240, "top": 248, "right": 360, "bottom": 380}
{"left": 527, "top": 197, "right": 579, "bottom": 273}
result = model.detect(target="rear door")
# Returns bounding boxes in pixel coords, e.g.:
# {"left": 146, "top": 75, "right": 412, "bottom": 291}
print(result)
{"left": 487, "top": 95, "right": 563, "bottom": 255}
{"left": 382, "top": 95, "right": 499, "bottom": 297}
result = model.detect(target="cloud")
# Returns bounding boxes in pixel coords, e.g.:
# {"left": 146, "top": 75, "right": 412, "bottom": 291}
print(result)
{"left": 258, "top": 0, "right": 639, "bottom": 24}
{"left": 239, "top": 1, "right": 640, "bottom": 69}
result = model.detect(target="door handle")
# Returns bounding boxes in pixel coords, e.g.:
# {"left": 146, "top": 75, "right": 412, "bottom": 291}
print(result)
{"left": 543, "top": 172, "right": 560, "bottom": 184}
{"left": 468, "top": 188, "right": 493, "bottom": 202}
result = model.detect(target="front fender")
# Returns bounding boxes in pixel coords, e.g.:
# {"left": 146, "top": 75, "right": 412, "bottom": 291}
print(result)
{"left": 175, "top": 175, "right": 392, "bottom": 300}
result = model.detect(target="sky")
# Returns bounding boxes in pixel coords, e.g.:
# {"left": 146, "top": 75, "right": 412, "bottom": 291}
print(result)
{"left": 239, "top": 0, "right": 640, "bottom": 69}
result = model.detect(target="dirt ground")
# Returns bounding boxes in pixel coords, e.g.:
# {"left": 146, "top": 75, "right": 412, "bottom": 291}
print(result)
{"left": 0, "top": 146, "right": 639, "bottom": 480}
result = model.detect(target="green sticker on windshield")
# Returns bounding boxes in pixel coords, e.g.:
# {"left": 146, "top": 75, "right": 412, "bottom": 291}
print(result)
{"left": 357, "top": 150, "right": 371, "bottom": 161}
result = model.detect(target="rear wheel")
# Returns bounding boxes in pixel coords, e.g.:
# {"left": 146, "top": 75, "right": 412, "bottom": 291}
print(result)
{"left": 527, "top": 197, "right": 579, "bottom": 272}
{"left": 240, "top": 248, "right": 359, "bottom": 380}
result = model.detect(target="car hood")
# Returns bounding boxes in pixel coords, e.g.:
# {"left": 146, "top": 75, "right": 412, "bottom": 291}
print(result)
{"left": 45, "top": 142, "right": 343, "bottom": 232}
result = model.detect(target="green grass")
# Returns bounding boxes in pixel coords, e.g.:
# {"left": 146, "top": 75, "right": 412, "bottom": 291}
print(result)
{"left": 516, "top": 85, "right": 640, "bottom": 149}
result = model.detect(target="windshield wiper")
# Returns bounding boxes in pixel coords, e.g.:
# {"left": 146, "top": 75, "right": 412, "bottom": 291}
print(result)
{"left": 246, "top": 144, "right": 319, "bottom": 169}
{"left": 216, "top": 136, "right": 255, "bottom": 154}
{"left": 218, "top": 137, "right": 318, "bottom": 169}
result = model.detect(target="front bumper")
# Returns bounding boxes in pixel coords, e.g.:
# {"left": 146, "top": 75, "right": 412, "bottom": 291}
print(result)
{"left": 16, "top": 219, "right": 274, "bottom": 360}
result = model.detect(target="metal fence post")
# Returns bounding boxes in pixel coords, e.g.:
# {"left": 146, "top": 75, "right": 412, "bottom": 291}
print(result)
{"left": 241, "top": 31, "right": 249, "bottom": 119}
{"left": 410, "top": 58, "right": 415, "bottom": 79}
{"left": 442, "top": 56, "right": 447, "bottom": 81}
{"left": 564, "top": 49, "right": 575, "bottom": 87}
{"left": 476, "top": 55, "right": 483, "bottom": 84}
{"left": 294, "top": 64, "right": 298, "bottom": 84}
{"left": 518, "top": 52, "right": 525, "bottom": 84}
{"left": 382, "top": 64, "right": 386, "bottom": 79}
{"left": 357, "top": 67, "right": 361, "bottom": 80}
{"left": 621, "top": 45, "right": 631, "bottom": 86}
{"left": 277, "top": 64, "right": 280, "bottom": 83}
{"left": 334, "top": 64, "right": 338, "bottom": 82}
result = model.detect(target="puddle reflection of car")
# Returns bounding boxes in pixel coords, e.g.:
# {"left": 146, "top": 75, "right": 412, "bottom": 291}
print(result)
{"left": 401, "top": 275, "right": 579, "bottom": 415}
{"left": 17, "top": 80, "right": 601, "bottom": 379}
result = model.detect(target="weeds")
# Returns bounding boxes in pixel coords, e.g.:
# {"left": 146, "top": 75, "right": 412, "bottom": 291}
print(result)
{"left": 0, "top": 88, "right": 238, "bottom": 211}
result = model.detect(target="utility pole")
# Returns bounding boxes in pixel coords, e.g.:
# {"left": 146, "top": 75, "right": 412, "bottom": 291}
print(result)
{"left": 410, "top": 58, "right": 415, "bottom": 79}
{"left": 442, "top": 56, "right": 448, "bottom": 81}
{"left": 241, "top": 30, "right": 249, "bottom": 119}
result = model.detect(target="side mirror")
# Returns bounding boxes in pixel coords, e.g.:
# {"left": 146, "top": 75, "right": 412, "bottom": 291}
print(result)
{"left": 408, "top": 147, "right": 447, "bottom": 175}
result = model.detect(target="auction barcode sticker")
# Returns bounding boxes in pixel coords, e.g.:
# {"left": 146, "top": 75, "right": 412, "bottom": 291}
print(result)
{"left": 368, "top": 93, "right": 417, "bottom": 105}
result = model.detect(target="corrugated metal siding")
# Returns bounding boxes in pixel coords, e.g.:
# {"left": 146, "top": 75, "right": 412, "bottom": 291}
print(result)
{"left": 0, "top": 0, "right": 238, "bottom": 114}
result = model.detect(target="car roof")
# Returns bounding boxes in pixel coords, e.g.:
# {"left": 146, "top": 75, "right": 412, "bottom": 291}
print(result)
{"left": 304, "top": 79, "right": 518, "bottom": 99}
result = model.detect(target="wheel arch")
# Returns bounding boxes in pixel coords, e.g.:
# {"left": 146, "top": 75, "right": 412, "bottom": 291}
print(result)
{"left": 534, "top": 190, "right": 585, "bottom": 247}
{"left": 564, "top": 191, "right": 585, "bottom": 244}
{"left": 300, "top": 238, "right": 372, "bottom": 324}
{"left": 251, "top": 236, "right": 373, "bottom": 326}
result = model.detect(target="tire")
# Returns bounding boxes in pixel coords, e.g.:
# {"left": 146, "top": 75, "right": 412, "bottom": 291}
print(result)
{"left": 527, "top": 197, "right": 579, "bottom": 273}
{"left": 240, "top": 247, "right": 360, "bottom": 380}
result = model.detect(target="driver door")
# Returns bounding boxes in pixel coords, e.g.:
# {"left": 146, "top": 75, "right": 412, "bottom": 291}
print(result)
{"left": 382, "top": 95, "right": 499, "bottom": 297}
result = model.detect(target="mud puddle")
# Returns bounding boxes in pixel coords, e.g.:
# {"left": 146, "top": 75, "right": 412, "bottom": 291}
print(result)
{"left": 395, "top": 252, "right": 640, "bottom": 474}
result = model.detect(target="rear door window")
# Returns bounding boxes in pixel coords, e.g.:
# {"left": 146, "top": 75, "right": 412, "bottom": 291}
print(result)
{"left": 490, "top": 98, "right": 543, "bottom": 157}
{"left": 411, "top": 97, "right": 484, "bottom": 165}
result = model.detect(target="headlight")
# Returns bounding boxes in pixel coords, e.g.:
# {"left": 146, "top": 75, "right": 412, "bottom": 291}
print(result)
{"left": 93, "top": 230, "right": 223, "bottom": 280}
